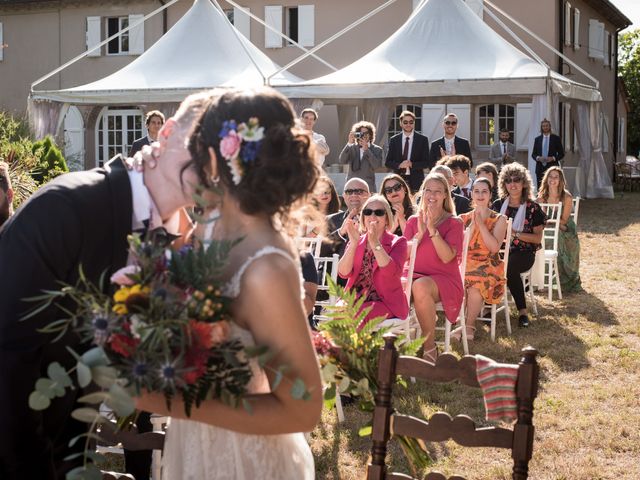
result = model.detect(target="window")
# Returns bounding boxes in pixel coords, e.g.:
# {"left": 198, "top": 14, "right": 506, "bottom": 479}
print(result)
{"left": 96, "top": 108, "right": 144, "bottom": 166}
{"left": 388, "top": 104, "right": 423, "bottom": 139}
{"left": 287, "top": 7, "right": 299, "bottom": 44}
{"left": 477, "top": 104, "right": 515, "bottom": 147}
{"left": 588, "top": 19, "right": 604, "bottom": 60}
{"left": 107, "top": 17, "right": 129, "bottom": 55}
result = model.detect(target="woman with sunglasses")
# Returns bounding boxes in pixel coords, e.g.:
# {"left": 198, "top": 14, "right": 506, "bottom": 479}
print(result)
{"left": 454, "top": 177, "right": 507, "bottom": 342}
{"left": 492, "top": 163, "right": 546, "bottom": 328}
{"left": 537, "top": 167, "right": 581, "bottom": 292}
{"left": 338, "top": 194, "right": 408, "bottom": 328}
{"left": 379, "top": 174, "right": 415, "bottom": 236}
{"left": 404, "top": 173, "right": 464, "bottom": 363}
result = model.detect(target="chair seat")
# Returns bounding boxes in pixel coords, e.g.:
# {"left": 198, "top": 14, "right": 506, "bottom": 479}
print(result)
{"left": 543, "top": 249, "right": 558, "bottom": 259}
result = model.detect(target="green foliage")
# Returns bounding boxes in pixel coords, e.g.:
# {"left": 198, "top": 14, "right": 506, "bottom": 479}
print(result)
{"left": 0, "top": 111, "right": 39, "bottom": 209}
{"left": 31, "top": 135, "right": 69, "bottom": 184}
{"left": 619, "top": 29, "right": 640, "bottom": 156}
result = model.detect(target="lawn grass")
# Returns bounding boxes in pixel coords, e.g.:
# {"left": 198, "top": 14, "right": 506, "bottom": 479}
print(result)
{"left": 309, "top": 191, "right": 640, "bottom": 480}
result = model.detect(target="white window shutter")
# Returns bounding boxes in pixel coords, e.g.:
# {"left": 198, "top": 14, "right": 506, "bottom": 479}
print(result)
{"left": 264, "top": 6, "right": 283, "bottom": 48}
{"left": 463, "top": 0, "right": 483, "bottom": 19}
{"left": 573, "top": 9, "right": 580, "bottom": 50}
{"left": 604, "top": 30, "right": 610, "bottom": 66}
{"left": 128, "top": 14, "right": 144, "bottom": 55}
{"left": 588, "top": 19, "right": 604, "bottom": 60}
{"left": 422, "top": 104, "right": 446, "bottom": 141}
{"left": 233, "top": 7, "right": 251, "bottom": 40}
{"left": 564, "top": 2, "right": 572, "bottom": 46}
{"left": 0, "top": 22, "right": 4, "bottom": 62}
{"left": 298, "top": 5, "right": 314, "bottom": 47}
{"left": 448, "top": 104, "right": 471, "bottom": 141}
{"left": 515, "top": 103, "right": 532, "bottom": 151}
{"left": 86, "top": 16, "right": 101, "bottom": 57}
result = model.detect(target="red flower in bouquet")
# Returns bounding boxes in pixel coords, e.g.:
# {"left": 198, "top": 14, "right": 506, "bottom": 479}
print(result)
{"left": 109, "top": 333, "right": 140, "bottom": 358}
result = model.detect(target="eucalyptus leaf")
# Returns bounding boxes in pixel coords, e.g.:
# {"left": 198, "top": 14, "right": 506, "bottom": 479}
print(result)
{"left": 242, "top": 398, "right": 254, "bottom": 415}
{"left": 68, "top": 432, "right": 104, "bottom": 448}
{"left": 48, "top": 362, "right": 72, "bottom": 387}
{"left": 77, "top": 391, "right": 110, "bottom": 405}
{"left": 270, "top": 369, "right": 284, "bottom": 390}
{"left": 105, "top": 383, "right": 135, "bottom": 417}
{"left": 81, "top": 347, "right": 109, "bottom": 368}
{"left": 76, "top": 362, "right": 92, "bottom": 388}
{"left": 70, "top": 407, "right": 105, "bottom": 424}
{"left": 90, "top": 365, "right": 118, "bottom": 389}
{"left": 29, "top": 390, "right": 51, "bottom": 410}
{"left": 35, "top": 378, "right": 56, "bottom": 398}
{"left": 290, "top": 378, "right": 307, "bottom": 400}
{"left": 338, "top": 376, "right": 351, "bottom": 393}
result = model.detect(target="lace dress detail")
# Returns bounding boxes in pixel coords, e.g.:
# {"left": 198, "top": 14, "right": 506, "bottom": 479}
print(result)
{"left": 161, "top": 247, "right": 314, "bottom": 480}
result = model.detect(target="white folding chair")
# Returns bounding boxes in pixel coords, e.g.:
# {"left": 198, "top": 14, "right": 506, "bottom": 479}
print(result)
{"left": 518, "top": 268, "right": 538, "bottom": 317}
{"left": 434, "top": 225, "right": 472, "bottom": 354}
{"left": 312, "top": 254, "right": 340, "bottom": 324}
{"left": 538, "top": 202, "right": 563, "bottom": 301}
{"left": 477, "top": 218, "right": 512, "bottom": 341}
{"left": 295, "top": 236, "right": 323, "bottom": 258}
{"left": 377, "top": 239, "right": 419, "bottom": 340}
{"left": 571, "top": 196, "right": 581, "bottom": 227}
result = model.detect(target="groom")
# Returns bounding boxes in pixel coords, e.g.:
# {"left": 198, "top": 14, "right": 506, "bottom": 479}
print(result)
{"left": 0, "top": 93, "right": 208, "bottom": 479}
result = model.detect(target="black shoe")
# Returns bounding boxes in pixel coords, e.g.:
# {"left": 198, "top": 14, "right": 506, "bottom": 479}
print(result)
{"left": 518, "top": 314, "right": 530, "bottom": 328}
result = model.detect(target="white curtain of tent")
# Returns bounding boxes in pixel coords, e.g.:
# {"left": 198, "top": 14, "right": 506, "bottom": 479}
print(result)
{"left": 336, "top": 105, "right": 358, "bottom": 153}
{"left": 363, "top": 99, "right": 392, "bottom": 148}
{"left": 27, "top": 99, "right": 69, "bottom": 140}
{"left": 574, "top": 102, "right": 592, "bottom": 197}
{"left": 587, "top": 102, "right": 614, "bottom": 198}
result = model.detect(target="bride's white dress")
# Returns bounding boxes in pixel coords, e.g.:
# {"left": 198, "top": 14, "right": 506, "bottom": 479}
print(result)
{"left": 161, "top": 246, "right": 315, "bottom": 479}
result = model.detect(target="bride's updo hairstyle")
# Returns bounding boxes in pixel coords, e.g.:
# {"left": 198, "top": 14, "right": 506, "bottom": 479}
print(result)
{"left": 188, "top": 87, "right": 319, "bottom": 218}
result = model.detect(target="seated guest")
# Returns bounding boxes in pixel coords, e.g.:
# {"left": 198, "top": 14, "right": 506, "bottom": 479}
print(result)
{"left": 431, "top": 164, "right": 471, "bottom": 214}
{"left": 404, "top": 173, "right": 464, "bottom": 363}
{"left": 338, "top": 195, "right": 408, "bottom": 329}
{"left": 313, "top": 176, "right": 341, "bottom": 216}
{"left": 0, "top": 161, "right": 14, "bottom": 229}
{"left": 443, "top": 154, "right": 473, "bottom": 199}
{"left": 379, "top": 173, "right": 415, "bottom": 236}
{"left": 454, "top": 178, "right": 507, "bottom": 342}
{"left": 475, "top": 162, "right": 500, "bottom": 202}
{"left": 326, "top": 177, "right": 370, "bottom": 257}
{"left": 338, "top": 121, "right": 384, "bottom": 193}
{"left": 537, "top": 166, "right": 582, "bottom": 293}
{"left": 492, "top": 163, "right": 546, "bottom": 328}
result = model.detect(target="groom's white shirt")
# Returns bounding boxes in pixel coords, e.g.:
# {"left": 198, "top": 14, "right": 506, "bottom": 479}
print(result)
{"left": 127, "top": 168, "right": 181, "bottom": 234}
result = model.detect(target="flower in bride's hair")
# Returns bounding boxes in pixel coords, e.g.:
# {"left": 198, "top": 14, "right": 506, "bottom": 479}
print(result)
{"left": 217, "top": 118, "right": 263, "bottom": 185}
{"left": 219, "top": 130, "right": 242, "bottom": 160}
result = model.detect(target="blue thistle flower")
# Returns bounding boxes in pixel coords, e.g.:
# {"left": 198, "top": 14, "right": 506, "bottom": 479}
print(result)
{"left": 241, "top": 140, "right": 261, "bottom": 163}
{"left": 218, "top": 120, "right": 237, "bottom": 139}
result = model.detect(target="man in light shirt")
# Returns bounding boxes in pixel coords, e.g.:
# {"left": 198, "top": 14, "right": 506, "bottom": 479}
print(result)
{"left": 531, "top": 118, "right": 564, "bottom": 187}
{"left": 300, "top": 108, "right": 330, "bottom": 167}
{"left": 429, "top": 113, "right": 473, "bottom": 167}
{"left": 489, "top": 128, "right": 516, "bottom": 169}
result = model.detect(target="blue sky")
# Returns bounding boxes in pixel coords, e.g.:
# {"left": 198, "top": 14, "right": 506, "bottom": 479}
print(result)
{"left": 610, "top": 0, "right": 640, "bottom": 32}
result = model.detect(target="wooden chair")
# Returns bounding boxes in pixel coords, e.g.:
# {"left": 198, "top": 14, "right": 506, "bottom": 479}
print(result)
{"left": 614, "top": 162, "right": 640, "bottom": 191}
{"left": 367, "top": 334, "right": 539, "bottom": 480}
{"left": 477, "top": 218, "right": 512, "bottom": 341}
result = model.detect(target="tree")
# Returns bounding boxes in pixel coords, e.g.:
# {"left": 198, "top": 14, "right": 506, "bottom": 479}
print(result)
{"left": 31, "top": 135, "right": 69, "bottom": 184}
{"left": 619, "top": 29, "right": 640, "bottom": 157}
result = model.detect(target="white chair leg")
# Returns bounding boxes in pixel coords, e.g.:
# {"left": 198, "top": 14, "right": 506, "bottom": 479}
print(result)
{"left": 458, "top": 312, "right": 469, "bottom": 355}
{"left": 547, "top": 260, "right": 553, "bottom": 302}
{"left": 555, "top": 258, "right": 563, "bottom": 299}
{"left": 490, "top": 305, "right": 497, "bottom": 341}
{"left": 335, "top": 392, "right": 344, "bottom": 423}
{"left": 504, "top": 295, "right": 512, "bottom": 335}
{"left": 444, "top": 320, "right": 451, "bottom": 352}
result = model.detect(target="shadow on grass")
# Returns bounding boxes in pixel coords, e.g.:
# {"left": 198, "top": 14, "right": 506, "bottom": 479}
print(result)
{"left": 578, "top": 192, "right": 640, "bottom": 234}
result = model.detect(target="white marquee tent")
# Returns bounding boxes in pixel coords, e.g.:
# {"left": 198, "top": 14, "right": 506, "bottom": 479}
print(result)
{"left": 280, "top": 0, "right": 612, "bottom": 197}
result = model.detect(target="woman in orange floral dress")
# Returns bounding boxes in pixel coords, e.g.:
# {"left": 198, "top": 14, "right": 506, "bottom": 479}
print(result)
{"left": 453, "top": 177, "right": 507, "bottom": 341}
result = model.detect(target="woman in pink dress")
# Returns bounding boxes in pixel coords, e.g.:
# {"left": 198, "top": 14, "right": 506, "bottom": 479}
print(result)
{"left": 338, "top": 195, "right": 408, "bottom": 329}
{"left": 404, "top": 173, "right": 464, "bottom": 363}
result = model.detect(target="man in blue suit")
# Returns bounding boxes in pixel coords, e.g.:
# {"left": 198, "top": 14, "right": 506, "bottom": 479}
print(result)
{"left": 385, "top": 110, "right": 431, "bottom": 192}
{"left": 531, "top": 118, "right": 564, "bottom": 187}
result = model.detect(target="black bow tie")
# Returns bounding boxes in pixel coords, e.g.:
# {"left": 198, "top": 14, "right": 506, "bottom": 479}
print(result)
{"left": 136, "top": 219, "right": 180, "bottom": 248}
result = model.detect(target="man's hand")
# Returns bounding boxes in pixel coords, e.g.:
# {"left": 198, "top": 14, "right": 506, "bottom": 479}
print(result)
{"left": 339, "top": 209, "right": 358, "bottom": 236}
{"left": 398, "top": 160, "right": 412, "bottom": 169}
{"left": 346, "top": 218, "right": 360, "bottom": 244}
{"left": 359, "top": 137, "right": 369, "bottom": 151}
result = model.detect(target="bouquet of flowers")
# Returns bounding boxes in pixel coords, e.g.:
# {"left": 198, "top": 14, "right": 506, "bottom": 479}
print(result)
{"left": 26, "top": 228, "right": 306, "bottom": 479}
{"left": 313, "top": 280, "right": 432, "bottom": 475}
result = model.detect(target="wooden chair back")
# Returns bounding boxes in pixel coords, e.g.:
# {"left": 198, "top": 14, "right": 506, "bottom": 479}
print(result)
{"left": 367, "top": 334, "right": 539, "bottom": 480}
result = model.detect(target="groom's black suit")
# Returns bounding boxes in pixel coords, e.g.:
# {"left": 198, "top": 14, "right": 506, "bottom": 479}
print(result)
{"left": 0, "top": 156, "right": 132, "bottom": 479}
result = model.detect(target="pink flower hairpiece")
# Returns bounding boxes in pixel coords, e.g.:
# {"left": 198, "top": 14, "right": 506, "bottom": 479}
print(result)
{"left": 218, "top": 117, "right": 264, "bottom": 185}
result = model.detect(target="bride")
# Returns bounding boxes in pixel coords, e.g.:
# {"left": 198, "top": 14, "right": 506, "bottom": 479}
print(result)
{"left": 136, "top": 87, "right": 323, "bottom": 479}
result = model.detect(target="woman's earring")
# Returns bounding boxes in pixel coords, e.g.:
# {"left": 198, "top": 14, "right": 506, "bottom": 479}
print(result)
{"left": 210, "top": 175, "right": 220, "bottom": 187}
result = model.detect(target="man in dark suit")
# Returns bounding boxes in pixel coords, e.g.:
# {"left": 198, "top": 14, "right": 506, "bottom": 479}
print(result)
{"left": 129, "top": 110, "right": 165, "bottom": 157}
{"left": 429, "top": 113, "right": 473, "bottom": 167}
{"left": 385, "top": 110, "right": 431, "bottom": 192}
{"left": 531, "top": 118, "right": 564, "bottom": 187}
{"left": 0, "top": 94, "right": 204, "bottom": 479}
{"left": 431, "top": 164, "right": 471, "bottom": 215}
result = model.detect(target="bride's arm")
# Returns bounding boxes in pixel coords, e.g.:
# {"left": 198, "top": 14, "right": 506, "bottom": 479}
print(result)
{"left": 135, "top": 254, "right": 323, "bottom": 434}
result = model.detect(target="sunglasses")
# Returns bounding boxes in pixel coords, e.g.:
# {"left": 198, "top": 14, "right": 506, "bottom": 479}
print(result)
{"left": 344, "top": 188, "right": 367, "bottom": 195}
{"left": 362, "top": 208, "right": 386, "bottom": 217}
{"left": 444, "top": 120, "right": 458, "bottom": 126}
{"left": 505, "top": 177, "right": 523, "bottom": 184}
{"left": 402, "top": 120, "right": 415, "bottom": 125}
{"left": 383, "top": 183, "right": 404, "bottom": 195}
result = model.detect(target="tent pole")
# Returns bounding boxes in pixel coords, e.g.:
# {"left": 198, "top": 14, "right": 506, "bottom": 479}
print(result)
{"left": 30, "top": 0, "right": 181, "bottom": 91}
{"left": 266, "top": 0, "right": 401, "bottom": 82}
{"left": 222, "top": 0, "right": 337, "bottom": 76}
{"left": 484, "top": 0, "right": 599, "bottom": 89}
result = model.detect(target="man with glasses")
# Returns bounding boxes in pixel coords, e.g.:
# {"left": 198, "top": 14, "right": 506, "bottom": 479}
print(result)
{"left": 338, "top": 121, "right": 383, "bottom": 193}
{"left": 429, "top": 113, "right": 473, "bottom": 167}
{"left": 326, "top": 178, "right": 370, "bottom": 257}
{"left": 531, "top": 118, "right": 564, "bottom": 188}
{"left": 385, "top": 110, "right": 431, "bottom": 193}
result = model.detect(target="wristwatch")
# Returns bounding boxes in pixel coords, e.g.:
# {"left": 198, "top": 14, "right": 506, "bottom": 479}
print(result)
{"left": 374, "top": 244, "right": 382, "bottom": 251}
